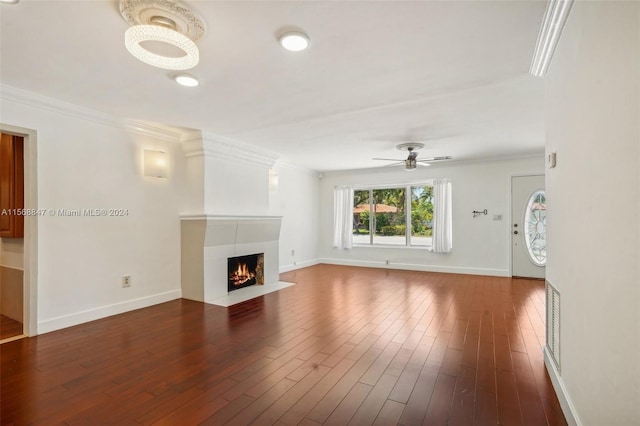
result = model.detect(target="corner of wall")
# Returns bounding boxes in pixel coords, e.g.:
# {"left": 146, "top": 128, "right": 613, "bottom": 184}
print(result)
{"left": 544, "top": 347, "right": 582, "bottom": 426}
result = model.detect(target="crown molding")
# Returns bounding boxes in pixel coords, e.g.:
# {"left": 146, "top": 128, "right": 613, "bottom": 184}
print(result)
{"left": 324, "top": 152, "right": 545, "bottom": 176}
{"left": 181, "top": 130, "right": 279, "bottom": 168}
{"left": 274, "top": 160, "right": 320, "bottom": 176}
{"left": 1, "top": 84, "right": 122, "bottom": 128}
{"left": 1, "top": 84, "right": 182, "bottom": 142}
{"left": 123, "top": 120, "right": 184, "bottom": 142}
{"left": 530, "top": 0, "right": 574, "bottom": 77}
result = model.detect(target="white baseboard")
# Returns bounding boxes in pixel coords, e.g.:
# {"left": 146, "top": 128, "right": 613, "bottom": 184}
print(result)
{"left": 544, "top": 346, "right": 582, "bottom": 426}
{"left": 37, "top": 289, "right": 182, "bottom": 335}
{"left": 279, "top": 258, "right": 320, "bottom": 273}
{"left": 318, "top": 258, "right": 510, "bottom": 277}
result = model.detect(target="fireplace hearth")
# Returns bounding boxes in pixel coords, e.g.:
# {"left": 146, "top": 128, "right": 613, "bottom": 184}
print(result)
{"left": 228, "top": 253, "right": 264, "bottom": 292}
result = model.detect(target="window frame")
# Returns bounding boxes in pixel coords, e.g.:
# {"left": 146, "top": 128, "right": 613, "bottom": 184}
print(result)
{"left": 352, "top": 182, "right": 433, "bottom": 248}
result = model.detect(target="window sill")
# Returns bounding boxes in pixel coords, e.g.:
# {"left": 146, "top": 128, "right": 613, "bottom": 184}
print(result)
{"left": 352, "top": 244, "right": 432, "bottom": 250}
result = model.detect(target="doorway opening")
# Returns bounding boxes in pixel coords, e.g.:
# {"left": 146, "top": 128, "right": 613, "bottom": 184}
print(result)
{"left": 0, "top": 124, "right": 38, "bottom": 342}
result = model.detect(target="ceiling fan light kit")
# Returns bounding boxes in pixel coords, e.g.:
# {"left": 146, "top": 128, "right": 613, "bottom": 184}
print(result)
{"left": 120, "top": 0, "right": 205, "bottom": 71}
{"left": 372, "top": 142, "right": 452, "bottom": 170}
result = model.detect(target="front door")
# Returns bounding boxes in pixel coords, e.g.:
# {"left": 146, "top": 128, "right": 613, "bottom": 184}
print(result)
{"left": 512, "top": 175, "right": 546, "bottom": 278}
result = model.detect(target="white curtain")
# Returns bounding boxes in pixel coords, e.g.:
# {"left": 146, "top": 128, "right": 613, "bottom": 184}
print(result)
{"left": 333, "top": 186, "right": 354, "bottom": 249}
{"left": 432, "top": 179, "right": 452, "bottom": 253}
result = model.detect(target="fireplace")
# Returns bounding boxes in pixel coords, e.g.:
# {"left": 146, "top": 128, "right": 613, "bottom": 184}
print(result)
{"left": 228, "top": 253, "right": 264, "bottom": 292}
{"left": 180, "top": 215, "right": 283, "bottom": 303}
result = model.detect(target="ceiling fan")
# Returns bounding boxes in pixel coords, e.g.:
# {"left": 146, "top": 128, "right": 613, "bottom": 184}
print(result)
{"left": 372, "top": 143, "right": 453, "bottom": 171}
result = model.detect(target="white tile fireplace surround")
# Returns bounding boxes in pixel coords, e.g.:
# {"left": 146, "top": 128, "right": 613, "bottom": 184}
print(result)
{"left": 180, "top": 215, "right": 293, "bottom": 307}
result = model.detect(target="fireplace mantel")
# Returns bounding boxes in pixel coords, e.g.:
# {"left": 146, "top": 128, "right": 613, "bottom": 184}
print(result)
{"left": 180, "top": 215, "right": 283, "bottom": 303}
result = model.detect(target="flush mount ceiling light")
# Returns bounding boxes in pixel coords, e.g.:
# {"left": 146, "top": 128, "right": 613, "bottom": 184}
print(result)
{"left": 530, "top": 0, "right": 574, "bottom": 77}
{"left": 120, "top": 0, "right": 205, "bottom": 70}
{"left": 279, "top": 32, "right": 310, "bottom": 52}
{"left": 0, "top": 0, "right": 20, "bottom": 4}
{"left": 174, "top": 73, "right": 199, "bottom": 87}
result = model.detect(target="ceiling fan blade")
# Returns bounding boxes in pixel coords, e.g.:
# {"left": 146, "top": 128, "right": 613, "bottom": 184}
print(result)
{"left": 417, "top": 156, "right": 453, "bottom": 162}
{"left": 372, "top": 158, "right": 403, "bottom": 161}
{"left": 383, "top": 161, "right": 405, "bottom": 167}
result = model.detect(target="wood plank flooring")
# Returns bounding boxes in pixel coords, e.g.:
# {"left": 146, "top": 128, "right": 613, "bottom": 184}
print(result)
{"left": 0, "top": 265, "right": 566, "bottom": 425}
{"left": 0, "top": 314, "right": 22, "bottom": 340}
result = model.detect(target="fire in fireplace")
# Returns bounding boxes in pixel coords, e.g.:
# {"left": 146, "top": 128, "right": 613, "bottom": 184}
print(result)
{"left": 228, "top": 253, "right": 264, "bottom": 292}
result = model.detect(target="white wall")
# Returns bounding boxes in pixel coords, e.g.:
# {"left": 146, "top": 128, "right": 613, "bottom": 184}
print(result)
{"left": 269, "top": 163, "right": 320, "bottom": 271}
{"left": 318, "top": 157, "right": 543, "bottom": 276}
{"left": 181, "top": 132, "right": 273, "bottom": 216}
{"left": 545, "top": 2, "right": 640, "bottom": 425}
{"left": 0, "top": 238, "right": 23, "bottom": 270}
{"left": 1, "top": 94, "right": 188, "bottom": 334}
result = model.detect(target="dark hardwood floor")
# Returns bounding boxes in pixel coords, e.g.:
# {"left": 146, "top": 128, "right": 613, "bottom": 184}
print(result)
{"left": 0, "top": 315, "right": 23, "bottom": 341}
{"left": 0, "top": 265, "right": 566, "bottom": 425}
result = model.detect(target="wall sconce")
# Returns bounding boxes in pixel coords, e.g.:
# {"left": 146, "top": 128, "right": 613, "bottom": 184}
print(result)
{"left": 269, "top": 169, "right": 279, "bottom": 193}
{"left": 144, "top": 149, "right": 168, "bottom": 178}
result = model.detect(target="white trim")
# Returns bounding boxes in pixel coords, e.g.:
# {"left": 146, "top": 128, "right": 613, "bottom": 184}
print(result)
{"left": 325, "top": 153, "right": 545, "bottom": 175}
{"left": 279, "top": 258, "right": 320, "bottom": 273}
{"left": 274, "top": 161, "right": 320, "bottom": 176}
{"left": 180, "top": 130, "right": 279, "bottom": 168}
{"left": 351, "top": 181, "right": 434, "bottom": 190}
{"left": 352, "top": 243, "right": 431, "bottom": 250}
{"left": 1, "top": 84, "right": 183, "bottom": 142}
{"left": 318, "top": 258, "right": 509, "bottom": 277}
{"left": 205, "top": 281, "right": 295, "bottom": 307}
{"left": 180, "top": 214, "right": 282, "bottom": 221}
{"left": 37, "top": 290, "right": 181, "bottom": 334}
{"left": 123, "top": 120, "right": 184, "bottom": 142}
{"left": 1, "top": 123, "right": 38, "bottom": 337}
{"left": 530, "top": 0, "right": 575, "bottom": 77}
{"left": 544, "top": 347, "right": 582, "bottom": 426}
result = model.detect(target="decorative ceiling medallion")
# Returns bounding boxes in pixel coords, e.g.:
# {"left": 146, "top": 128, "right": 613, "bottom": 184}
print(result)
{"left": 120, "top": 0, "right": 205, "bottom": 42}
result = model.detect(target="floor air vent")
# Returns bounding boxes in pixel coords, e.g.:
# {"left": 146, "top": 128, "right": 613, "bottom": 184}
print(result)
{"left": 546, "top": 280, "right": 560, "bottom": 371}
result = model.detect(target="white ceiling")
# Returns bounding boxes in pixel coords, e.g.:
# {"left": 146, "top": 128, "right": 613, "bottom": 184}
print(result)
{"left": 0, "top": 0, "right": 546, "bottom": 171}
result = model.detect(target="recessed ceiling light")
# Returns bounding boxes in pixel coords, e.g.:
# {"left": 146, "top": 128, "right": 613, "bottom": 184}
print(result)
{"left": 174, "top": 74, "right": 199, "bottom": 87}
{"left": 0, "top": 0, "right": 20, "bottom": 4}
{"left": 279, "top": 32, "right": 310, "bottom": 52}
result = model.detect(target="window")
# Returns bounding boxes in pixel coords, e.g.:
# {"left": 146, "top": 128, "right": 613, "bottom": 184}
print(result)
{"left": 524, "top": 190, "right": 546, "bottom": 265}
{"left": 352, "top": 184, "right": 433, "bottom": 247}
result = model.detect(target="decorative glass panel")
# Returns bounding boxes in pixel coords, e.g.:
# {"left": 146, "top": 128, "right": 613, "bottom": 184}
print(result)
{"left": 524, "top": 190, "right": 546, "bottom": 266}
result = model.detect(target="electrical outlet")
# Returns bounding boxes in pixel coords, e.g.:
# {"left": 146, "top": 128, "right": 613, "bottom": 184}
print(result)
{"left": 122, "top": 275, "right": 131, "bottom": 288}
{"left": 291, "top": 249, "right": 295, "bottom": 256}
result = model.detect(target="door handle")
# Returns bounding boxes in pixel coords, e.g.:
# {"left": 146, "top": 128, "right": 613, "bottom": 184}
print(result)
{"left": 513, "top": 230, "right": 518, "bottom": 235}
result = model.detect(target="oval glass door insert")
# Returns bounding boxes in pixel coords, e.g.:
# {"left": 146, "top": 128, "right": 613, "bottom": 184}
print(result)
{"left": 524, "top": 190, "right": 546, "bottom": 266}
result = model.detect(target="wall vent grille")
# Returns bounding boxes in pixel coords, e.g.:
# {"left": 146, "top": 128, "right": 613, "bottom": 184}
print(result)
{"left": 546, "top": 280, "right": 561, "bottom": 371}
